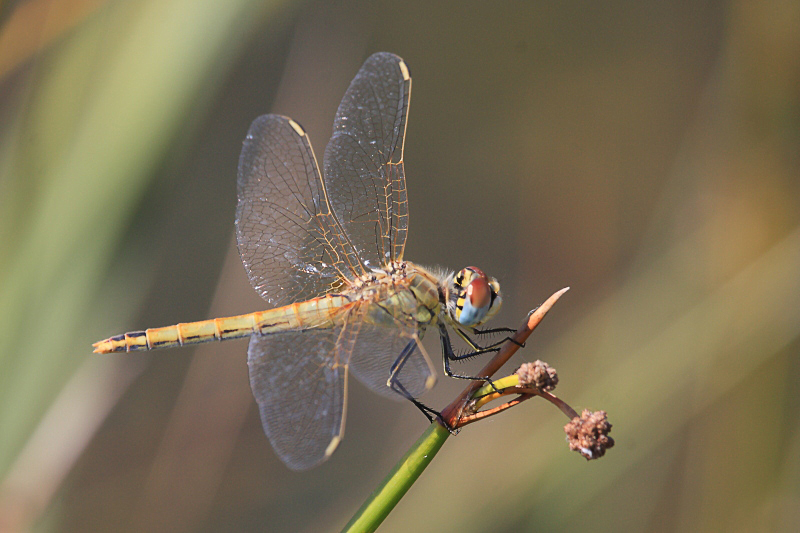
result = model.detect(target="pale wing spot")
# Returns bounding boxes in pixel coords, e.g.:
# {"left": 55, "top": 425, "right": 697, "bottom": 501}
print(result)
{"left": 398, "top": 60, "right": 410, "bottom": 81}
{"left": 288, "top": 119, "right": 306, "bottom": 137}
{"left": 325, "top": 435, "right": 341, "bottom": 457}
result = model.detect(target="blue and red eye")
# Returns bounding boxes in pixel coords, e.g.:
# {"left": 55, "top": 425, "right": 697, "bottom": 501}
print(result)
{"left": 452, "top": 267, "right": 502, "bottom": 327}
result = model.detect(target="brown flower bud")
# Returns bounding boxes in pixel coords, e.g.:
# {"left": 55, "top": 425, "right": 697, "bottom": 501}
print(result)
{"left": 564, "top": 410, "right": 614, "bottom": 460}
{"left": 515, "top": 360, "right": 558, "bottom": 391}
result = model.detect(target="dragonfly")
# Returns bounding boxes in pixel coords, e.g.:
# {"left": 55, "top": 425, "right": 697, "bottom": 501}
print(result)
{"left": 94, "top": 52, "right": 516, "bottom": 470}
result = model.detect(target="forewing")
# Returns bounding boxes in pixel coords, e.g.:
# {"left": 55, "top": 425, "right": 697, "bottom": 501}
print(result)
{"left": 348, "top": 322, "right": 434, "bottom": 401}
{"left": 248, "top": 323, "right": 356, "bottom": 470}
{"left": 323, "top": 52, "right": 411, "bottom": 268}
{"left": 236, "top": 115, "right": 361, "bottom": 307}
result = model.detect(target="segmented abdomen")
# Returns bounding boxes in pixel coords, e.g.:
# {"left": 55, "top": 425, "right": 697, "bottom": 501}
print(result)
{"left": 93, "top": 294, "right": 350, "bottom": 353}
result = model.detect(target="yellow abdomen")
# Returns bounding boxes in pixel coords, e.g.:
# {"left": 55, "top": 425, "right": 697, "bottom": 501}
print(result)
{"left": 93, "top": 294, "right": 350, "bottom": 353}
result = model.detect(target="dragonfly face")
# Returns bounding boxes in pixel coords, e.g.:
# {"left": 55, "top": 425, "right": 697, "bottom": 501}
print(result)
{"left": 447, "top": 266, "right": 503, "bottom": 328}
{"left": 94, "top": 52, "right": 510, "bottom": 470}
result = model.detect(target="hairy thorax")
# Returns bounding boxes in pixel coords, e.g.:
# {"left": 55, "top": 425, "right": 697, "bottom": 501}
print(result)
{"left": 343, "top": 261, "right": 443, "bottom": 330}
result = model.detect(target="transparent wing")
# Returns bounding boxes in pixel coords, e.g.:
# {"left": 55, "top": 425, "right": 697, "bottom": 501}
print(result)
{"left": 236, "top": 115, "right": 363, "bottom": 307}
{"left": 348, "top": 322, "right": 434, "bottom": 401}
{"left": 323, "top": 52, "right": 411, "bottom": 268}
{"left": 248, "top": 320, "right": 358, "bottom": 470}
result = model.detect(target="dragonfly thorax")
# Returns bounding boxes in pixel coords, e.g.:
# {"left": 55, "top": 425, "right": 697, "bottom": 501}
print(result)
{"left": 446, "top": 266, "right": 503, "bottom": 328}
{"left": 350, "top": 261, "right": 408, "bottom": 291}
{"left": 342, "top": 262, "right": 442, "bottom": 329}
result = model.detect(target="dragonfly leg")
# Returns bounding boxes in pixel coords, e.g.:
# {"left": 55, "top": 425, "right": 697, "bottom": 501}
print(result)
{"left": 387, "top": 338, "right": 445, "bottom": 426}
{"left": 438, "top": 323, "right": 500, "bottom": 393}
{"left": 392, "top": 378, "right": 441, "bottom": 422}
{"left": 465, "top": 327, "right": 525, "bottom": 350}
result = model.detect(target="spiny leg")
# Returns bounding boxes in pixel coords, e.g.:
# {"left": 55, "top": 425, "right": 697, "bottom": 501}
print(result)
{"left": 438, "top": 323, "right": 499, "bottom": 392}
{"left": 462, "top": 327, "right": 525, "bottom": 351}
{"left": 451, "top": 326, "right": 516, "bottom": 361}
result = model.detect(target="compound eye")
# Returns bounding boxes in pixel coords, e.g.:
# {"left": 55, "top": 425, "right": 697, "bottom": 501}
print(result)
{"left": 454, "top": 269, "right": 492, "bottom": 327}
{"left": 467, "top": 276, "right": 491, "bottom": 309}
{"left": 483, "top": 278, "right": 503, "bottom": 323}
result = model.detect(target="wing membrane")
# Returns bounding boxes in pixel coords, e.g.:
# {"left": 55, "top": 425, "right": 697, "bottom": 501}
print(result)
{"left": 248, "top": 322, "right": 357, "bottom": 470}
{"left": 348, "top": 322, "right": 434, "bottom": 400}
{"left": 236, "top": 115, "right": 362, "bottom": 307}
{"left": 323, "top": 52, "right": 411, "bottom": 268}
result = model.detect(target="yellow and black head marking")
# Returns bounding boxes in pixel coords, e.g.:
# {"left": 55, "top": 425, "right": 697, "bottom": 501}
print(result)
{"left": 448, "top": 266, "right": 502, "bottom": 328}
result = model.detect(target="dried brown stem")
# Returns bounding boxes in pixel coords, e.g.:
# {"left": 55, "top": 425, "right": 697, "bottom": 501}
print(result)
{"left": 457, "top": 398, "right": 525, "bottom": 426}
{"left": 458, "top": 387, "right": 579, "bottom": 427}
{"left": 533, "top": 389, "right": 579, "bottom": 419}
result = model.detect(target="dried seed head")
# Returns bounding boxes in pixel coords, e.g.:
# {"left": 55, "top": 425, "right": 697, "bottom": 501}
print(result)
{"left": 515, "top": 360, "right": 558, "bottom": 391}
{"left": 564, "top": 410, "right": 614, "bottom": 460}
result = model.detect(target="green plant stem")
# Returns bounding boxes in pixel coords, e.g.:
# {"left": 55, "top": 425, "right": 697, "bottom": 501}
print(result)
{"left": 472, "top": 374, "right": 521, "bottom": 398}
{"left": 340, "top": 422, "right": 450, "bottom": 533}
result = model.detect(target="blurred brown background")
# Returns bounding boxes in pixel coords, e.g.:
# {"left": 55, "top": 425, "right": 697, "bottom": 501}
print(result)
{"left": 1, "top": 0, "right": 798, "bottom": 531}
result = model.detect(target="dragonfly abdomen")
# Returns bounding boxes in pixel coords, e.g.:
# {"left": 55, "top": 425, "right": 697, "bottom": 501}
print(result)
{"left": 254, "top": 295, "right": 350, "bottom": 334}
{"left": 92, "top": 314, "right": 259, "bottom": 353}
{"left": 93, "top": 294, "right": 351, "bottom": 353}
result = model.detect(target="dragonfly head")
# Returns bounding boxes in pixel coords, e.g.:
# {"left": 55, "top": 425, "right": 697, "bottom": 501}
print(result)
{"left": 448, "top": 266, "right": 502, "bottom": 327}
